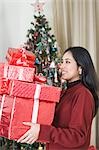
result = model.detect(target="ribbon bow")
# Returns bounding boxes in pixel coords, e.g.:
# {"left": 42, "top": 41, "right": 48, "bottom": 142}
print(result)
{"left": 15, "top": 48, "right": 29, "bottom": 67}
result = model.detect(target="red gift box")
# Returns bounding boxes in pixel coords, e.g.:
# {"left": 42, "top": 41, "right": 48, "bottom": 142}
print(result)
{"left": 6, "top": 48, "right": 36, "bottom": 67}
{"left": 0, "top": 76, "right": 47, "bottom": 96}
{"left": 8, "top": 80, "right": 60, "bottom": 100}
{"left": 0, "top": 63, "right": 35, "bottom": 82}
{"left": 6, "top": 52, "right": 34, "bottom": 67}
{"left": 6, "top": 47, "right": 36, "bottom": 62}
{"left": 0, "top": 84, "right": 61, "bottom": 141}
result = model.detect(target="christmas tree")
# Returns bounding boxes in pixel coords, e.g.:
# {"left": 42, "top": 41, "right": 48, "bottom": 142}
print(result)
{"left": 25, "top": 13, "right": 57, "bottom": 61}
{"left": 24, "top": 1, "right": 60, "bottom": 86}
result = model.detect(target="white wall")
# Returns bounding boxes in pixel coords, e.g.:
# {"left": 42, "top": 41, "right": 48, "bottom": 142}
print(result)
{"left": 0, "top": 0, "right": 54, "bottom": 62}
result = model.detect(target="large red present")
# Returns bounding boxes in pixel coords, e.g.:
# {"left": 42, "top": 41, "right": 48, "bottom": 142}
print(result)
{"left": 7, "top": 80, "right": 59, "bottom": 100}
{"left": 0, "top": 63, "right": 35, "bottom": 82}
{"left": 0, "top": 83, "right": 61, "bottom": 141}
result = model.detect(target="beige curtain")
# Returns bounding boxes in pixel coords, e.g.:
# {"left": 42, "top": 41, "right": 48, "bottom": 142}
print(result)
{"left": 52, "top": 0, "right": 99, "bottom": 148}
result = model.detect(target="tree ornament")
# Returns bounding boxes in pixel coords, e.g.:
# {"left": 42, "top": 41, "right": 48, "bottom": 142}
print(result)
{"left": 31, "top": 0, "right": 45, "bottom": 12}
{"left": 54, "top": 68, "right": 58, "bottom": 83}
{"left": 48, "top": 38, "right": 52, "bottom": 43}
{"left": 49, "top": 60, "right": 55, "bottom": 69}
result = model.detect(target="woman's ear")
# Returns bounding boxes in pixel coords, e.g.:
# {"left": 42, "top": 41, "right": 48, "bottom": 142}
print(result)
{"left": 78, "top": 66, "right": 82, "bottom": 75}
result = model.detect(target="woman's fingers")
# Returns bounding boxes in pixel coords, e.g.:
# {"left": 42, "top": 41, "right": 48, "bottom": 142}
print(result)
{"left": 23, "top": 122, "right": 33, "bottom": 126}
{"left": 17, "top": 122, "right": 33, "bottom": 142}
{"left": 18, "top": 132, "right": 37, "bottom": 144}
{"left": 18, "top": 136, "right": 30, "bottom": 143}
{"left": 17, "top": 130, "right": 30, "bottom": 142}
{"left": 17, "top": 122, "right": 40, "bottom": 144}
{"left": 26, "top": 137, "right": 37, "bottom": 144}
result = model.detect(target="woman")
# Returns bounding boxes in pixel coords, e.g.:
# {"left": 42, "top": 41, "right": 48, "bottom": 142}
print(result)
{"left": 18, "top": 46, "right": 99, "bottom": 150}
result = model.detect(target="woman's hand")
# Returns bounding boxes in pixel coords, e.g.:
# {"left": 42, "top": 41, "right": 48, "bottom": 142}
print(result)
{"left": 17, "top": 122, "right": 40, "bottom": 144}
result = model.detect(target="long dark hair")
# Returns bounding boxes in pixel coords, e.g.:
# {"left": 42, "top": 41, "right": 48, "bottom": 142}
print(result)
{"left": 64, "top": 46, "right": 99, "bottom": 116}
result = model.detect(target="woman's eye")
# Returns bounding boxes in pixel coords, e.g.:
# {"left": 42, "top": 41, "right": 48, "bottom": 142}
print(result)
{"left": 61, "top": 59, "right": 71, "bottom": 64}
{"left": 65, "top": 61, "right": 70, "bottom": 63}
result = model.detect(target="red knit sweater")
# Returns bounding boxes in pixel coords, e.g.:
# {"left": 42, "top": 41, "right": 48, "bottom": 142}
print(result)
{"left": 38, "top": 82, "right": 95, "bottom": 150}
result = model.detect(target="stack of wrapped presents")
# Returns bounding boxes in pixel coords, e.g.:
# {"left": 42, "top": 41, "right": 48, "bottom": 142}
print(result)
{"left": 0, "top": 48, "right": 61, "bottom": 141}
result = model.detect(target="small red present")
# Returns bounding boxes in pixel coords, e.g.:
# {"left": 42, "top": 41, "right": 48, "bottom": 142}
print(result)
{"left": 0, "top": 84, "right": 61, "bottom": 141}
{"left": 6, "top": 52, "right": 34, "bottom": 67}
{"left": 0, "top": 63, "right": 35, "bottom": 82}
{"left": 6, "top": 47, "right": 36, "bottom": 63}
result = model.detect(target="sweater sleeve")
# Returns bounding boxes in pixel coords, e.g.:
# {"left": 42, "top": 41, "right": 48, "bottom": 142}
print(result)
{"left": 38, "top": 89, "right": 95, "bottom": 148}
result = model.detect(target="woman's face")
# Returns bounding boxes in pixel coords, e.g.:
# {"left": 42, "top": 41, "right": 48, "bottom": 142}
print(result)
{"left": 60, "top": 51, "right": 81, "bottom": 82}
